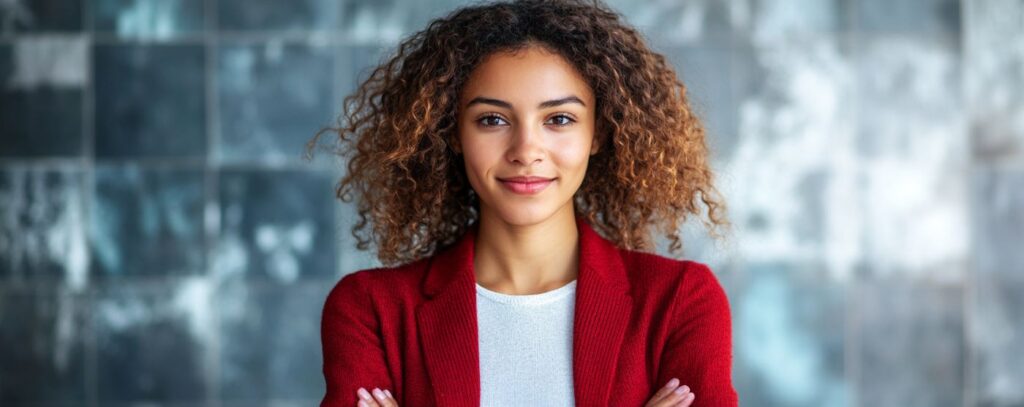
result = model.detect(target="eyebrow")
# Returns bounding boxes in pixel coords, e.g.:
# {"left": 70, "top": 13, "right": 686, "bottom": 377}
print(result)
{"left": 465, "top": 95, "right": 586, "bottom": 109}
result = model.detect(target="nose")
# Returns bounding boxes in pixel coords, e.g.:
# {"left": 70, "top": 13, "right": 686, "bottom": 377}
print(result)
{"left": 506, "top": 122, "right": 545, "bottom": 165}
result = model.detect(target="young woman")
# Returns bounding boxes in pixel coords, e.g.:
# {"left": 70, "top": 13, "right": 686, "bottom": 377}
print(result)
{"left": 312, "top": 0, "right": 736, "bottom": 406}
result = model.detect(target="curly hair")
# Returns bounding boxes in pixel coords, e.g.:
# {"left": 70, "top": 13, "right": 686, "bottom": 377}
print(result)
{"left": 307, "top": 0, "right": 728, "bottom": 267}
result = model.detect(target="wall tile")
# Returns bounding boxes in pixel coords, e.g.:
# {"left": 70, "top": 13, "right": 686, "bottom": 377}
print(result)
{"left": 216, "top": 41, "right": 334, "bottom": 164}
{"left": 971, "top": 168, "right": 1024, "bottom": 276}
{"left": 94, "top": 279, "right": 213, "bottom": 403}
{"left": 964, "top": 0, "right": 1024, "bottom": 161}
{"left": 214, "top": 169, "right": 336, "bottom": 282}
{"left": 91, "top": 0, "right": 205, "bottom": 39}
{"left": 0, "top": 285, "right": 89, "bottom": 404}
{"left": 90, "top": 165, "right": 205, "bottom": 277}
{"left": 659, "top": 45, "right": 737, "bottom": 161}
{"left": 1, "top": 0, "right": 83, "bottom": 33}
{"left": 733, "top": 263, "right": 849, "bottom": 407}
{"left": 218, "top": 0, "right": 337, "bottom": 32}
{"left": 970, "top": 273, "right": 1024, "bottom": 406}
{"left": 854, "top": 0, "right": 961, "bottom": 35}
{"left": 0, "top": 37, "right": 86, "bottom": 157}
{"left": 93, "top": 44, "right": 206, "bottom": 158}
{"left": 217, "top": 280, "right": 330, "bottom": 402}
{"left": 855, "top": 275, "right": 964, "bottom": 406}
{"left": 0, "top": 167, "right": 88, "bottom": 287}
{"left": 854, "top": 35, "right": 969, "bottom": 282}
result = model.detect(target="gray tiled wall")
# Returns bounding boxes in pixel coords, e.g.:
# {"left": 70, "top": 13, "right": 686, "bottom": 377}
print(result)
{"left": 1, "top": 0, "right": 1022, "bottom": 406}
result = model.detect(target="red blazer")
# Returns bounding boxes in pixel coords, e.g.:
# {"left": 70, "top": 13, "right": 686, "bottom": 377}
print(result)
{"left": 321, "top": 215, "right": 739, "bottom": 406}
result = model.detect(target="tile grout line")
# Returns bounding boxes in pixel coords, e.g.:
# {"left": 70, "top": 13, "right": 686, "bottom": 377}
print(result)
{"left": 204, "top": 0, "right": 223, "bottom": 406}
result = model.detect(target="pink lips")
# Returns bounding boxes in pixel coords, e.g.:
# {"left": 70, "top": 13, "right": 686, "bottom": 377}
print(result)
{"left": 497, "top": 176, "right": 555, "bottom": 195}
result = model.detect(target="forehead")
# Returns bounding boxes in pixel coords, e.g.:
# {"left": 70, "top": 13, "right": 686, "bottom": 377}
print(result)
{"left": 459, "top": 46, "right": 594, "bottom": 108}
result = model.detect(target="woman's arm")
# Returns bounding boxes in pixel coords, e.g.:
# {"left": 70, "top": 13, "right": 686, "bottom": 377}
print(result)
{"left": 321, "top": 271, "right": 395, "bottom": 407}
{"left": 656, "top": 262, "right": 739, "bottom": 406}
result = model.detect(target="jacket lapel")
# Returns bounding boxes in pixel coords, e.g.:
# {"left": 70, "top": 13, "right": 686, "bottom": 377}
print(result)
{"left": 416, "top": 216, "right": 633, "bottom": 406}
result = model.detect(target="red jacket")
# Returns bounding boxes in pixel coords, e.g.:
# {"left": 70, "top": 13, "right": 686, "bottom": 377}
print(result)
{"left": 321, "top": 215, "right": 739, "bottom": 406}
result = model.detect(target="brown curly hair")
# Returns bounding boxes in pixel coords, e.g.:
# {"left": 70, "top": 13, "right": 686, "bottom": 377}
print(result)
{"left": 307, "top": 0, "right": 728, "bottom": 267}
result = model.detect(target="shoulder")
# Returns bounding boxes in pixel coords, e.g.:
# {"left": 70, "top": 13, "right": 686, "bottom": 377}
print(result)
{"left": 618, "top": 249, "right": 731, "bottom": 313}
{"left": 324, "top": 256, "right": 432, "bottom": 309}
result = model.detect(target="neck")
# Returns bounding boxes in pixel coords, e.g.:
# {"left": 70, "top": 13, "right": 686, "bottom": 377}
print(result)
{"left": 473, "top": 205, "right": 580, "bottom": 295}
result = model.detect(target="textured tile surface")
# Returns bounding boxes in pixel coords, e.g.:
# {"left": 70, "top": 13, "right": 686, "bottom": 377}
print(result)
{"left": 214, "top": 170, "right": 336, "bottom": 282}
{"left": 217, "top": 42, "right": 334, "bottom": 164}
{"left": 90, "top": 165, "right": 205, "bottom": 277}
{"left": 93, "top": 44, "right": 206, "bottom": 158}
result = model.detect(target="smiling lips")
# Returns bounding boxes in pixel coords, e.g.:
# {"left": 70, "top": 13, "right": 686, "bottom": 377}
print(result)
{"left": 497, "top": 176, "right": 555, "bottom": 195}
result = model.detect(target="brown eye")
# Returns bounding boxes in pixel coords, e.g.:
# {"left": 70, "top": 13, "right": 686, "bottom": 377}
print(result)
{"left": 547, "top": 114, "right": 575, "bottom": 127}
{"left": 478, "top": 114, "right": 508, "bottom": 127}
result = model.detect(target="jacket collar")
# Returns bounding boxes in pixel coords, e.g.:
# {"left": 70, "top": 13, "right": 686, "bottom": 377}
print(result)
{"left": 416, "top": 214, "right": 634, "bottom": 406}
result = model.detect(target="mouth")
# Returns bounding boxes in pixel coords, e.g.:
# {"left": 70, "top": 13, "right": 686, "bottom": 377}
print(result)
{"left": 496, "top": 176, "right": 556, "bottom": 195}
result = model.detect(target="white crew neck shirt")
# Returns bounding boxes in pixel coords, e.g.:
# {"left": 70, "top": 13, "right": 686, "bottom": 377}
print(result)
{"left": 475, "top": 279, "right": 578, "bottom": 406}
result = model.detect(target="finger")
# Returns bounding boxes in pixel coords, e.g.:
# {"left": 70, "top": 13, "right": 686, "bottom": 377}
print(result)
{"left": 676, "top": 391, "right": 695, "bottom": 407}
{"left": 356, "top": 387, "right": 381, "bottom": 407}
{"left": 645, "top": 378, "right": 681, "bottom": 406}
{"left": 371, "top": 388, "right": 398, "bottom": 407}
{"left": 660, "top": 385, "right": 691, "bottom": 407}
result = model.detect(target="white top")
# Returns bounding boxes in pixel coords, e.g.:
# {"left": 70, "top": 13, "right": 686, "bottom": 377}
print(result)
{"left": 475, "top": 279, "right": 578, "bottom": 406}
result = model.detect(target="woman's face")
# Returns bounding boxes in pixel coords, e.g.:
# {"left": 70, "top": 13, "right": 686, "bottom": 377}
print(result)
{"left": 456, "top": 44, "right": 599, "bottom": 227}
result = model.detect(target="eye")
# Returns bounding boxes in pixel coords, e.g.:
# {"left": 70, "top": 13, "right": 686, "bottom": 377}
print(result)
{"left": 477, "top": 114, "right": 509, "bottom": 127}
{"left": 547, "top": 114, "right": 576, "bottom": 127}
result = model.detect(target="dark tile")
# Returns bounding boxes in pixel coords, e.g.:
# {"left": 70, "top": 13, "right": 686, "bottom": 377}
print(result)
{"left": 218, "top": 281, "right": 330, "bottom": 401}
{"left": 94, "top": 279, "right": 212, "bottom": 403}
{"left": 964, "top": 0, "right": 1024, "bottom": 162}
{"left": 336, "top": 199, "right": 383, "bottom": 276}
{"left": 91, "top": 0, "right": 205, "bottom": 39}
{"left": 93, "top": 44, "right": 206, "bottom": 158}
{"left": 2, "top": 0, "right": 83, "bottom": 33}
{"left": 854, "top": 0, "right": 961, "bottom": 35}
{"left": 658, "top": 45, "right": 736, "bottom": 160}
{"left": 0, "top": 38, "right": 87, "bottom": 157}
{"left": 339, "top": 0, "right": 478, "bottom": 43}
{"left": 0, "top": 285, "right": 89, "bottom": 404}
{"left": 0, "top": 167, "right": 88, "bottom": 285}
{"left": 855, "top": 276, "right": 964, "bottom": 406}
{"left": 90, "top": 165, "right": 205, "bottom": 277}
{"left": 971, "top": 169, "right": 1024, "bottom": 276}
{"left": 215, "top": 169, "right": 336, "bottom": 282}
{"left": 218, "top": 0, "right": 337, "bottom": 31}
{"left": 217, "top": 42, "right": 334, "bottom": 164}
{"left": 733, "top": 263, "right": 848, "bottom": 407}
{"left": 337, "top": 44, "right": 390, "bottom": 106}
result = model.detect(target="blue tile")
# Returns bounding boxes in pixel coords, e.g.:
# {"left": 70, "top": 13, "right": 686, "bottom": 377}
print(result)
{"left": 91, "top": 0, "right": 205, "bottom": 39}
{"left": 965, "top": 0, "right": 1024, "bottom": 161}
{"left": 90, "top": 165, "right": 205, "bottom": 277}
{"left": 855, "top": 276, "right": 964, "bottom": 406}
{"left": 0, "top": 168, "right": 88, "bottom": 284}
{"left": 733, "top": 0, "right": 854, "bottom": 42}
{"left": 93, "top": 44, "right": 206, "bottom": 158}
{"left": 971, "top": 169, "right": 1024, "bottom": 276}
{"left": 215, "top": 169, "right": 336, "bottom": 282}
{"left": 94, "top": 281, "right": 211, "bottom": 402}
{"left": 605, "top": 0, "right": 733, "bottom": 46}
{"left": 218, "top": 281, "right": 330, "bottom": 401}
{"left": 3, "top": 0, "right": 83, "bottom": 32}
{"left": 217, "top": 42, "right": 334, "bottom": 164}
{"left": 658, "top": 45, "right": 737, "bottom": 160}
{"left": 855, "top": 0, "right": 961, "bottom": 34}
{"left": 0, "top": 285, "right": 89, "bottom": 404}
{"left": 218, "top": 0, "right": 336, "bottom": 31}
{"left": 0, "top": 38, "right": 87, "bottom": 157}
{"left": 733, "top": 263, "right": 849, "bottom": 407}
{"left": 970, "top": 273, "right": 1024, "bottom": 406}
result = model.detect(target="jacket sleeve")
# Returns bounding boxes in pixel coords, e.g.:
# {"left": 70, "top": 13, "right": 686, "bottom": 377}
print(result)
{"left": 656, "top": 262, "right": 739, "bottom": 406}
{"left": 321, "top": 270, "right": 395, "bottom": 407}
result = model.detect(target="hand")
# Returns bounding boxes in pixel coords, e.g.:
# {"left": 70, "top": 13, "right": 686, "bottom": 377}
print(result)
{"left": 355, "top": 387, "right": 398, "bottom": 407}
{"left": 645, "top": 378, "right": 696, "bottom": 407}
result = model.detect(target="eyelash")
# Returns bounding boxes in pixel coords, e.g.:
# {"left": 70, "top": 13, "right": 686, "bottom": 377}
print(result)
{"left": 477, "top": 114, "right": 576, "bottom": 128}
